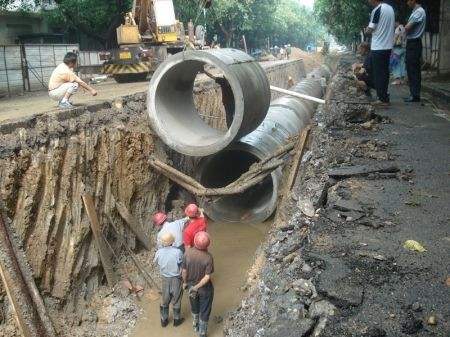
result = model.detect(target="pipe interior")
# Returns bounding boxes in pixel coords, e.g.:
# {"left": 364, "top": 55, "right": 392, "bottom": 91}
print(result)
{"left": 199, "top": 149, "right": 275, "bottom": 222}
{"left": 154, "top": 60, "right": 234, "bottom": 148}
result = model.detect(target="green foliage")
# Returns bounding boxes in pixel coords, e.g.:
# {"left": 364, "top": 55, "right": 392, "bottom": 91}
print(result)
{"left": 0, "top": 0, "right": 40, "bottom": 11}
{"left": 269, "top": 0, "right": 327, "bottom": 48}
{"left": 175, "top": 0, "right": 325, "bottom": 49}
{"left": 4, "top": 0, "right": 325, "bottom": 50}
{"left": 44, "top": 0, "right": 133, "bottom": 47}
{"left": 314, "top": 0, "right": 369, "bottom": 44}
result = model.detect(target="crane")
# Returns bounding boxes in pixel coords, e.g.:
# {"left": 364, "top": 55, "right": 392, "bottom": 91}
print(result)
{"left": 102, "top": 0, "right": 212, "bottom": 83}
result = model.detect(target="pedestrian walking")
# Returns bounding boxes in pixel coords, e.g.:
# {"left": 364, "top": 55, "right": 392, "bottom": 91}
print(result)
{"left": 154, "top": 233, "right": 185, "bottom": 327}
{"left": 152, "top": 212, "right": 187, "bottom": 252}
{"left": 182, "top": 231, "right": 214, "bottom": 337}
{"left": 391, "top": 20, "right": 407, "bottom": 85}
{"left": 365, "top": 0, "right": 395, "bottom": 107}
{"left": 183, "top": 204, "right": 208, "bottom": 249}
{"left": 404, "top": 0, "right": 426, "bottom": 102}
{"left": 48, "top": 52, "right": 97, "bottom": 109}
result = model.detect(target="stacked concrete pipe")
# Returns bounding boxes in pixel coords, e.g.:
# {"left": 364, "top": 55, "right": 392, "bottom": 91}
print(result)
{"left": 147, "top": 48, "right": 270, "bottom": 156}
{"left": 196, "top": 65, "right": 331, "bottom": 223}
{"left": 148, "top": 48, "right": 330, "bottom": 223}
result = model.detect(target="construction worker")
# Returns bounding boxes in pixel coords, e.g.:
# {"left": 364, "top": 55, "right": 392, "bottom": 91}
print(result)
{"left": 182, "top": 231, "right": 214, "bottom": 337}
{"left": 152, "top": 212, "right": 187, "bottom": 252}
{"left": 154, "top": 233, "right": 185, "bottom": 327}
{"left": 183, "top": 204, "right": 208, "bottom": 249}
{"left": 48, "top": 52, "right": 97, "bottom": 109}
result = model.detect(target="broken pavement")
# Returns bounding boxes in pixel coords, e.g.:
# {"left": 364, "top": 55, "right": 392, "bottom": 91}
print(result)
{"left": 225, "top": 55, "right": 449, "bottom": 337}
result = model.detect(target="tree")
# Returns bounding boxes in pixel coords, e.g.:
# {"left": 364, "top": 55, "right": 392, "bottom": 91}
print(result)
{"left": 3, "top": 0, "right": 326, "bottom": 51}
{"left": 45, "top": 0, "right": 133, "bottom": 48}
{"left": 0, "top": 0, "right": 39, "bottom": 11}
{"left": 314, "top": 0, "right": 369, "bottom": 44}
{"left": 269, "top": 0, "right": 326, "bottom": 48}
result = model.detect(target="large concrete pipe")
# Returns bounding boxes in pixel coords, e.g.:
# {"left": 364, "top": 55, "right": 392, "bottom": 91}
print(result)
{"left": 197, "top": 66, "right": 331, "bottom": 223}
{"left": 147, "top": 48, "right": 270, "bottom": 156}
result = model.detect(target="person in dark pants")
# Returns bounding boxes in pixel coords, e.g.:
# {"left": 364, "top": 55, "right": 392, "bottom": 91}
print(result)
{"left": 154, "top": 233, "right": 185, "bottom": 328}
{"left": 365, "top": 0, "right": 395, "bottom": 107}
{"left": 182, "top": 231, "right": 214, "bottom": 337}
{"left": 404, "top": 0, "right": 427, "bottom": 102}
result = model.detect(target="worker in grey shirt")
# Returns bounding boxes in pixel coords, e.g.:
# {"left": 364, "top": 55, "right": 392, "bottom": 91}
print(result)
{"left": 154, "top": 233, "right": 185, "bottom": 328}
{"left": 404, "top": 0, "right": 427, "bottom": 102}
{"left": 153, "top": 212, "right": 188, "bottom": 251}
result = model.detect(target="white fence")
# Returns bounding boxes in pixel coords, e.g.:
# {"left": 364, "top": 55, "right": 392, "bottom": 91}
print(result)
{"left": 0, "top": 44, "right": 104, "bottom": 97}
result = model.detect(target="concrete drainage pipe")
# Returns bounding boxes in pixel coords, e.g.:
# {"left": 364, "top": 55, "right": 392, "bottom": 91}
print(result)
{"left": 147, "top": 48, "right": 270, "bottom": 157}
{"left": 197, "top": 67, "right": 330, "bottom": 223}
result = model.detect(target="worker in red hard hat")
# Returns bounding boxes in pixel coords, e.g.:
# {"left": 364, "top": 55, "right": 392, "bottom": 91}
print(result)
{"left": 183, "top": 204, "right": 208, "bottom": 249}
{"left": 182, "top": 231, "right": 214, "bottom": 337}
{"left": 153, "top": 211, "right": 188, "bottom": 252}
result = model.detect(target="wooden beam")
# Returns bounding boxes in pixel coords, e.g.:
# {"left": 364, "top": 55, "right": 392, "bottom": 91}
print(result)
{"left": 82, "top": 194, "right": 118, "bottom": 287}
{"left": 106, "top": 214, "right": 160, "bottom": 291}
{"left": 0, "top": 212, "right": 47, "bottom": 337}
{"left": 285, "top": 126, "right": 311, "bottom": 192}
{"left": 114, "top": 201, "right": 151, "bottom": 251}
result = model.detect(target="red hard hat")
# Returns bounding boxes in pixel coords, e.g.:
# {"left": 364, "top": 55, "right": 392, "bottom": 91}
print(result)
{"left": 194, "top": 231, "right": 210, "bottom": 250}
{"left": 185, "top": 203, "right": 199, "bottom": 218}
{"left": 152, "top": 212, "right": 167, "bottom": 227}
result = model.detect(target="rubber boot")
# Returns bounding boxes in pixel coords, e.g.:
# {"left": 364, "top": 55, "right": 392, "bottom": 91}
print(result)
{"left": 198, "top": 319, "right": 208, "bottom": 337}
{"left": 173, "top": 308, "right": 184, "bottom": 327}
{"left": 192, "top": 313, "right": 199, "bottom": 332}
{"left": 160, "top": 305, "right": 169, "bottom": 327}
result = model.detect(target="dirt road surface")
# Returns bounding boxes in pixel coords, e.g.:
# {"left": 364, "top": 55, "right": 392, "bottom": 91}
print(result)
{"left": 131, "top": 221, "right": 269, "bottom": 337}
{"left": 0, "top": 80, "right": 148, "bottom": 122}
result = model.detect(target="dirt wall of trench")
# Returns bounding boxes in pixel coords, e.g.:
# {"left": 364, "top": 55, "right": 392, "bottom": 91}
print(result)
{"left": 0, "top": 59, "right": 306, "bottom": 322}
{"left": 197, "top": 60, "right": 306, "bottom": 130}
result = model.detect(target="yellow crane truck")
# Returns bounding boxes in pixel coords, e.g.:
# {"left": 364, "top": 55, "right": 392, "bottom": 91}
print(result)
{"left": 101, "top": 0, "right": 185, "bottom": 83}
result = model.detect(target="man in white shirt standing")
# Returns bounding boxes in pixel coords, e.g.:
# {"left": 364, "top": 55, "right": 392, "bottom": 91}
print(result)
{"left": 404, "top": 0, "right": 427, "bottom": 102}
{"left": 365, "top": 0, "right": 395, "bottom": 107}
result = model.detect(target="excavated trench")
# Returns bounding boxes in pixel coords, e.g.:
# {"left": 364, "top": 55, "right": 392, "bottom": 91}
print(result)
{"left": 0, "top": 58, "right": 307, "bottom": 337}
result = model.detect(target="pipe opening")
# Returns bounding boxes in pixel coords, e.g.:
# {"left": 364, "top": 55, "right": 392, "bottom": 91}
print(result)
{"left": 194, "top": 64, "right": 235, "bottom": 132}
{"left": 152, "top": 59, "right": 239, "bottom": 154}
{"left": 198, "top": 149, "right": 276, "bottom": 223}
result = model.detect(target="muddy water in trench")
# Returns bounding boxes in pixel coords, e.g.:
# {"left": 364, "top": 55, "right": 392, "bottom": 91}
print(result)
{"left": 131, "top": 221, "right": 269, "bottom": 337}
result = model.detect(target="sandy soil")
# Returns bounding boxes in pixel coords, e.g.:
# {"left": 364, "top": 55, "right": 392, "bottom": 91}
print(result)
{"left": 289, "top": 47, "right": 323, "bottom": 71}
{"left": 131, "top": 221, "right": 269, "bottom": 337}
{"left": 0, "top": 80, "right": 149, "bottom": 122}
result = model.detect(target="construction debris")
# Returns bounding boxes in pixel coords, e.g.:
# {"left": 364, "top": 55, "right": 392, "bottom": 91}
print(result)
{"left": 403, "top": 240, "right": 427, "bottom": 252}
{"left": 328, "top": 164, "right": 400, "bottom": 178}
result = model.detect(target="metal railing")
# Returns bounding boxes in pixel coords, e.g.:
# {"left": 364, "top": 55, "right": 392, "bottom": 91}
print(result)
{"left": 0, "top": 44, "right": 80, "bottom": 97}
